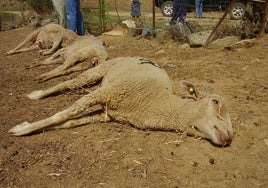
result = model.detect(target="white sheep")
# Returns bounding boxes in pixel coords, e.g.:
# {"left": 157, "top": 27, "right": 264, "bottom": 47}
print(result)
{"left": 33, "top": 36, "right": 108, "bottom": 82}
{"left": 10, "top": 57, "right": 233, "bottom": 146}
{"left": 5, "top": 24, "right": 78, "bottom": 56}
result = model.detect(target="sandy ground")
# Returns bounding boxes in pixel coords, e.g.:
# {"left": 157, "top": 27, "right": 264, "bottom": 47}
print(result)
{"left": 0, "top": 17, "right": 268, "bottom": 187}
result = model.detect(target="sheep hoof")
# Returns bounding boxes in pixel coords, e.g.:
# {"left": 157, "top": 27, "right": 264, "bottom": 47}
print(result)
{"left": 5, "top": 51, "right": 13, "bottom": 56}
{"left": 28, "top": 90, "right": 44, "bottom": 100}
{"left": 39, "top": 50, "right": 51, "bottom": 56}
{"left": 8, "top": 122, "right": 31, "bottom": 136}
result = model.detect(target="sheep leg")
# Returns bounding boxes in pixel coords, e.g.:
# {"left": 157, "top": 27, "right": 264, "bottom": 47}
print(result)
{"left": 5, "top": 28, "right": 41, "bottom": 55}
{"left": 36, "top": 54, "right": 87, "bottom": 82}
{"left": 28, "top": 62, "right": 107, "bottom": 100}
{"left": 9, "top": 87, "right": 108, "bottom": 136}
{"left": 40, "top": 47, "right": 66, "bottom": 65}
{"left": 28, "top": 48, "right": 66, "bottom": 69}
{"left": 43, "top": 62, "right": 94, "bottom": 81}
{"left": 7, "top": 45, "right": 40, "bottom": 55}
{"left": 51, "top": 111, "right": 111, "bottom": 129}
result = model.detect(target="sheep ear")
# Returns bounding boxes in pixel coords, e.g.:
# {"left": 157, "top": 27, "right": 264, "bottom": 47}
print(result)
{"left": 179, "top": 80, "right": 201, "bottom": 101}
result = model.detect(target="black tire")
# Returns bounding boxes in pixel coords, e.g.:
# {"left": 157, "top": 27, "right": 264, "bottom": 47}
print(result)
{"left": 229, "top": 2, "right": 246, "bottom": 20}
{"left": 161, "top": 1, "right": 173, "bottom": 17}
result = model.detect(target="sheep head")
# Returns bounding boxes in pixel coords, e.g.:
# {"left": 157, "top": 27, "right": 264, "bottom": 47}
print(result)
{"left": 36, "top": 30, "right": 53, "bottom": 50}
{"left": 180, "top": 80, "right": 233, "bottom": 146}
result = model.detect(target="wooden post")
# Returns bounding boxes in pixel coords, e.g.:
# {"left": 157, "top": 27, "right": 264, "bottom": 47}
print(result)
{"left": 152, "top": 0, "right": 156, "bottom": 37}
{"left": 18, "top": 0, "right": 26, "bottom": 25}
{"left": 152, "top": 0, "right": 156, "bottom": 34}
{"left": 114, "top": 0, "right": 122, "bottom": 23}
{"left": 258, "top": 0, "right": 268, "bottom": 37}
{"left": 99, "top": 0, "right": 105, "bottom": 32}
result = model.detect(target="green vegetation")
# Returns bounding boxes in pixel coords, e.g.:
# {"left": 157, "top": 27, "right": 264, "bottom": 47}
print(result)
{"left": 83, "top": 0, "right": 114, "bottom": 33}
{"left": 25, "top": 0, "right": 53, "bottom": 14}
{"left": 0, "top": 12, "right": 16, "bottom": 21}
{"left": 83, "top": 11, "right": 122, "bottom": 30}
{"left": 0, "top": 4, "right": 20, "bottom": 11}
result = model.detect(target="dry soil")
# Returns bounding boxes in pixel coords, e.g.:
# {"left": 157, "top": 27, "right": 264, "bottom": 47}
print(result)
{"left": 0, "top": 16, "right": 267, "bottom": 187}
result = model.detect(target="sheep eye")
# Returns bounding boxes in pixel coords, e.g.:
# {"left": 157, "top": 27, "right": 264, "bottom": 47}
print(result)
{"left": 212, "top": 99, "right": 219, "bottom": 105}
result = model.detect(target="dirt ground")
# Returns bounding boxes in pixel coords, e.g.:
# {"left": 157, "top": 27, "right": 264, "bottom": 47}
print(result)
{"left": 0, "top": 17, "right": 268, "bottom": 187}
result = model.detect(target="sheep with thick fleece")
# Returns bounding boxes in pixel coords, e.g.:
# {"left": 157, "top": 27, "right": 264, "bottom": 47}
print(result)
{"left": 5, "top": 24, "right": 78, "bottom": 56}
{"left": 34, "top": 36, "right": 108, "bottom": 82}
{"left": 10, "top": 57, "right": 233, "bottom": 146}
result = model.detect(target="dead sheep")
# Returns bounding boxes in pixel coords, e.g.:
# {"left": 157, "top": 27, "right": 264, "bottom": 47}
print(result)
{"left": 10, "top": 57, "right": 233, "bottom": 146}
{"left": 33, "top": 36, "right": 108, "bottom": 82}
{"left": 5, "top": 23, "right": 78, "bottom": 56}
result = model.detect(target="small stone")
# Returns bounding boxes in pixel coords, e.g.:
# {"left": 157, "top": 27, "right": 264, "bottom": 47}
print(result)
{"left": 209, "top": 159, "right": 215, "bottom": 165}
{"left": 192, "top": 161, "right": 198, "bottom": 167}
{"left": 207, "top": 79, "right": 215, "bottom": 83}
{"left": 11, "top": 150, "right": 19, "bottom": 157}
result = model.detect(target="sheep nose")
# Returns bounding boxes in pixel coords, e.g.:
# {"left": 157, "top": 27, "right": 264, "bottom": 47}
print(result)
{"left": 214, "top": 126, "right": 233, "bottom": 147}
{"left": 221, "top": 131, "right": 233, "bottom": 146}
{"left": 37, "top": 41, "right": 42, "bottom": 47}
{"left": 222, "top": 138, "right": 232, "bottom": 147}
{"left": 91, "top": 57, "right": 99, "bottom": 66}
